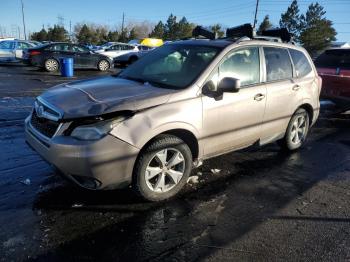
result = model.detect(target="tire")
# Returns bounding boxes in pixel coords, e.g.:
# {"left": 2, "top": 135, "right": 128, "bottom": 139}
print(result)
{"left": 44, "top": 58, "right": 59, "bottom": 72}
{"left": 133, "top": 135, "right": 193, "bottom": 202}
{"left": 97, "top": 59, "right": 110, "bottom": 71}
{"left": 129, "top": 56, "right": 138, "bottom": 64}
{"left": 278, "top": 108, "right": 310, "bottom": 151}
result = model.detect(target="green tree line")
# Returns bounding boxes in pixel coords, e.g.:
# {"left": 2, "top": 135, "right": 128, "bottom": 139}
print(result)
{"left": 31, "top": 2, "right": 337, "bottom": 55}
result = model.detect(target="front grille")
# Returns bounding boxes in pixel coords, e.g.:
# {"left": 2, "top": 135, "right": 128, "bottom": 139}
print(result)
{"left": 30, "top": 111, "right": 60, "bottom": 138}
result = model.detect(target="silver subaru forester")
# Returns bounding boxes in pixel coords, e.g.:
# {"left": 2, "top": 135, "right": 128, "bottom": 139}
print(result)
{"left": 25, "top": 33, "right": 321, "bottom": 201}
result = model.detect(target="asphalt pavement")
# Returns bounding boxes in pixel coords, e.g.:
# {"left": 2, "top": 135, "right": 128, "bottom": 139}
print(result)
{"left": 0, "top": 64, "right": 349, "bottom": 262}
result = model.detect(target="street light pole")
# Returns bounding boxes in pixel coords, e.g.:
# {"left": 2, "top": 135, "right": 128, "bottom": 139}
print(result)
{"left": 21, "top": 0, "right": 27, "bottom": 40}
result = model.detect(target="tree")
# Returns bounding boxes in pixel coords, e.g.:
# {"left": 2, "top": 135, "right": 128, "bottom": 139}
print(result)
{"left": 258, "top": 15, "right": 272, "bottom": 34}
{"left": 128, "top": 27, "right": 137, "bottom": 41}
{"left": 30, "top": 28, "right": 48, "bottom": 41}
{"left": 164, "top": 14, "right": 178, "bottom": 40}
{"left": 76, "top": 24, "right": 93, "bottom": 44}
{"left": 280, "top": 0, "right": 301, "bottom": 40}
{"left": 299, "top": 3, "right": 336, "bottom": 56}
{"left": 177, "top": 17, "right": 194, "bottom": 39}
{"left": 47, "top": 25, "right": 69, "bottom": 42}
{"left": 150, "top": 21, "right": 165, "bottom": 38}
{"left": 210, "top": 24, "right": 225, "bottom": 38}
{"left": 107, "top": 30, "right": 119, "bottom": 42}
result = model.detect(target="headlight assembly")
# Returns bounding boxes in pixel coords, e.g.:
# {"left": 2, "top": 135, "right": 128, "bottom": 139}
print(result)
{"left": 71, "top": 116, "right": 127, "bottom": 141}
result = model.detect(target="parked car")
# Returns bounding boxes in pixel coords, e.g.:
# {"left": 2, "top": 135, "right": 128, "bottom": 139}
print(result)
{"left": 315, "top": 48, "right": 350, "bottom": 109}
{"left": 0, "top": 40, "right": 36, "bottom": 62}
{"left": 94, "top": 42, "right": 138, "bottom": 59}
{"left": 25, "top": 36, "right": 321, "bottom": 201}
{"left": 113, "top": 45, "right": 155, "bottom": 66}
{"left": 25, "top": 42, "right": 113, "bottom": 71}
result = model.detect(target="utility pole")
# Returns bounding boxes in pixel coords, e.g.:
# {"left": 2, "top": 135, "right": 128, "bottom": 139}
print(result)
{"left": 253, "top": 0, "right": 260, "bottom": 29}
{"left": 21, "top": 0, "right": 27, "bottom": 40}
{"left": 121, "top": 12, "right": 125, "bottom": 41}
{"left": 69, "top": 20, "right": 72, "bottom": 42}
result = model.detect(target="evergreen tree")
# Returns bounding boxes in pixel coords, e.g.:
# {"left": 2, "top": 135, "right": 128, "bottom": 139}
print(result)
{"left": 177, "top": 17, "right": 193, "bottom": 39}
{"left": 47, "top": 25, "right": 69, "bottom": 42}
{"left": 76, "top": 24, "right": 93, "bottom": 44}
{"left": 165, "top": 14, "right": 178, "bottom": 40}
{"left": 107, "top": 30, "right": 119, "bottom": 42}
{"left": 299, "top": 3, "right": 336, "bottom": 56}
{"left": 279, "top": 0, "right": 301, "bottom": 40}
{"left": 30, "top": 28, "right": 48, "bottom": 41}
{"left": 150, "top": 21, "right": 165, "bottom": 38}
{"left": 258, "top": 15, "right": 273, "bottom": 34}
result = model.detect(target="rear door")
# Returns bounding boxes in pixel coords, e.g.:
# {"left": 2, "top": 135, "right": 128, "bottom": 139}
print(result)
{"left": 315, "top": 49, "right": 350, "bottom": 99}
{"left": 260, "top": 46, "right": 302, "bottom": 144}
{"left": 15, "top": 42, "right": 33, "bottom": 59}
{"left": 71, "top": 45, "right": 94, "bottom": 68}
{"left": 0, "top": 41, "right": 16, "bottom": 61}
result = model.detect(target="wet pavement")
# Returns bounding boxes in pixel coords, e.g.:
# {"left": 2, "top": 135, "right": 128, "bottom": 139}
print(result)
{"left": 0, "top": 64, "right": 350, "bottom": 261}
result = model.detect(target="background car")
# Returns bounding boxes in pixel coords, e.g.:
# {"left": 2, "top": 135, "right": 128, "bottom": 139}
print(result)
{"left": 0, "top": 40, "right": 36, "bottom": 62}
{"left": 113, "top": 45, "right": 155, "bottom": 66}
{"left": 94, "top": 42, "right": 138, "bottom": 59}
{"left": 315, "top": 48, "right": 350, "bottom": 109}
{"left": 26, "top": 42, "right": 113, "bottom": 72}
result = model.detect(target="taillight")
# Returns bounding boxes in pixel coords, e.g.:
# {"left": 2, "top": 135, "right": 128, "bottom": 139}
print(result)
{"left": 30, "top": 51, "right": 41, "bottom": 56}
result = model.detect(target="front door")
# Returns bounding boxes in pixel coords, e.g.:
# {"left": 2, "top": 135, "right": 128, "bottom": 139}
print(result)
{"left": 201, "top": 46, "right": 267, "bottom": 157}
{"left": 71, "top": 45, "right": 93, "bottom": 68}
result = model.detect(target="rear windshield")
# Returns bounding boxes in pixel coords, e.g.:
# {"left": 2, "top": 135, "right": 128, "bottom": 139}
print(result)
{"left": 315, "top": 49, "right": 350, "bottom": 69}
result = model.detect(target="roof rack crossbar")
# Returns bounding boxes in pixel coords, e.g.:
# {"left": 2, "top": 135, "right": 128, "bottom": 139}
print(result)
{"left": 226, "top": 24, "right": 254, "bottom": 39}
{"left": 192, "top": 26, "right": 217, "bottom": 40}
{"left": 260, "top": 28, "right": 292, "bottom": 43}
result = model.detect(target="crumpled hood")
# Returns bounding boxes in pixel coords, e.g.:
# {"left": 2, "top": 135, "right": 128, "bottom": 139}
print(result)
{"left": 39, "top": 76, "right": 174, "bottom": 119}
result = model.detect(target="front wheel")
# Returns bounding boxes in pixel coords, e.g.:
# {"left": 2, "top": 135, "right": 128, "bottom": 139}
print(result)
{"left": 278, "top": 108, "right": 310, "bottom": 151}
{"left": 133, "top": 135, "right": 193, "bottom": 202}
{"left": 97, "top": 59, "right": 110, "bottom": 71}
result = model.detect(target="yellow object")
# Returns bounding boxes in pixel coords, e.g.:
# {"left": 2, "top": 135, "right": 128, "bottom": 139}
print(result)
{"left": 140, "top": 38, "right": 163, "bottom": 47}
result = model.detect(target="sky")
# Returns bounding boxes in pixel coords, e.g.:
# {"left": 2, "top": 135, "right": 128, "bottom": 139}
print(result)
{"left": 1, "top": 0, "right": 349, "bottom": 41}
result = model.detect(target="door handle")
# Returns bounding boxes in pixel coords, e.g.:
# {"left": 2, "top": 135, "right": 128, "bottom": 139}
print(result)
{"left": 292, "top": 84, "right": 301, "bottom": 91}
{"left": 254, "top": 93, "right": 265, "bottom": 101}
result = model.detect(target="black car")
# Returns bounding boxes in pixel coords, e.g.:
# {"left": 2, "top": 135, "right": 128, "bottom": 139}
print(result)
{"left": 25, "top": 42, "right": 113, "bottom": 72}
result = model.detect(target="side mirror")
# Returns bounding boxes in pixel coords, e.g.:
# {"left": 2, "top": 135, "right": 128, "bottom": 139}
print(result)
{"left": 218, "top": 77, "right": 241, "bottom": 93}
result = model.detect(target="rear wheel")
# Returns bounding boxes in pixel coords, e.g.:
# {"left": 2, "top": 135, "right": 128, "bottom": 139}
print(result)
{"left": 44, "top": 58, "right": 59, "bottom": 72}
{"left": 278, "top": 108, "right": 310, "bottom": 151}
{"left": 133, "top": 135, "right": 192, "bottom": 202}
{"left": 97, "top": 59, "right": 110, "bottom": 71}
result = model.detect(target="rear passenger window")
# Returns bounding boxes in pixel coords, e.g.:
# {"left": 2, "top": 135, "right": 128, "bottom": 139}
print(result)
{"left": 289, "top": 49, "right": 312, "bottom": 77}
{"left": 219, "top": 47, "right": 260, "bottom": 87}
{"left": 264, "top": 47, "right": 293, "bottom": 82}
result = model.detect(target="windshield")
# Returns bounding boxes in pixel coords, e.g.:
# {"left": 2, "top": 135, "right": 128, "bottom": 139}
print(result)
{"left": 315, "top": 49, "right": 350, "bottom": 69}
{"left": 118, "top": 44, "right": 221, "bottom": 89}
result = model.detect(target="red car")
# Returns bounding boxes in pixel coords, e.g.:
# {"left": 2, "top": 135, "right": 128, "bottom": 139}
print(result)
{"left": 315, "top": 48, "right": 350, "bottom": 109}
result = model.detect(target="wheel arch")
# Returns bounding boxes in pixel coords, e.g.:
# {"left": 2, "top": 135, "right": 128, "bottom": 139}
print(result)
{"left": 137, "top": 129, "right": 199, "bottom": 161}
{"left": 298, "top": 103, "right": 314, "bottom": 125}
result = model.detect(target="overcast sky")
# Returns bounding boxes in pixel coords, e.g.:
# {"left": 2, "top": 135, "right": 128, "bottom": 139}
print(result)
{"left": 1, "top": 0, "right": 349, "bottom": 41}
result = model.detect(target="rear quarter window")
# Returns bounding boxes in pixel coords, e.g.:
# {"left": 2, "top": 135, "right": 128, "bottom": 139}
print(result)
{"left": 289, "top": 49, "right": 313, "bottom": 78}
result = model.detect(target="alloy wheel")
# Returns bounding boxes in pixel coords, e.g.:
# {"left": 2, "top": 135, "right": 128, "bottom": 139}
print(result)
{"left": 145, "top": 148, "right": 185, "bottom": 193}
{"left": 98, "top": 60, "right": 110, "bottom": 71}
{"left": 45, "top": 59, "right": 58, "bottom": 72}
{"left": 290, "top": 114, "right": 307, "bottom": 144}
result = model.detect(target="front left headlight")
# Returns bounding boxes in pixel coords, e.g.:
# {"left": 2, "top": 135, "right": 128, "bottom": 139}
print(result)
{"left": 71, "top": 116, "right": 126, "bottom": 141}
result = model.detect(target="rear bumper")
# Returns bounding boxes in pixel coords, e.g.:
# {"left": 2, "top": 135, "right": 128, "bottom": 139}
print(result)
{"left": 25, "top": 116, "right": 139, "bottom": 190}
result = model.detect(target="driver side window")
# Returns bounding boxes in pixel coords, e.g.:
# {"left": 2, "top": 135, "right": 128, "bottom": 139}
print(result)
{"left": 219, "top": 47, "right": 260, "bottom": 87}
